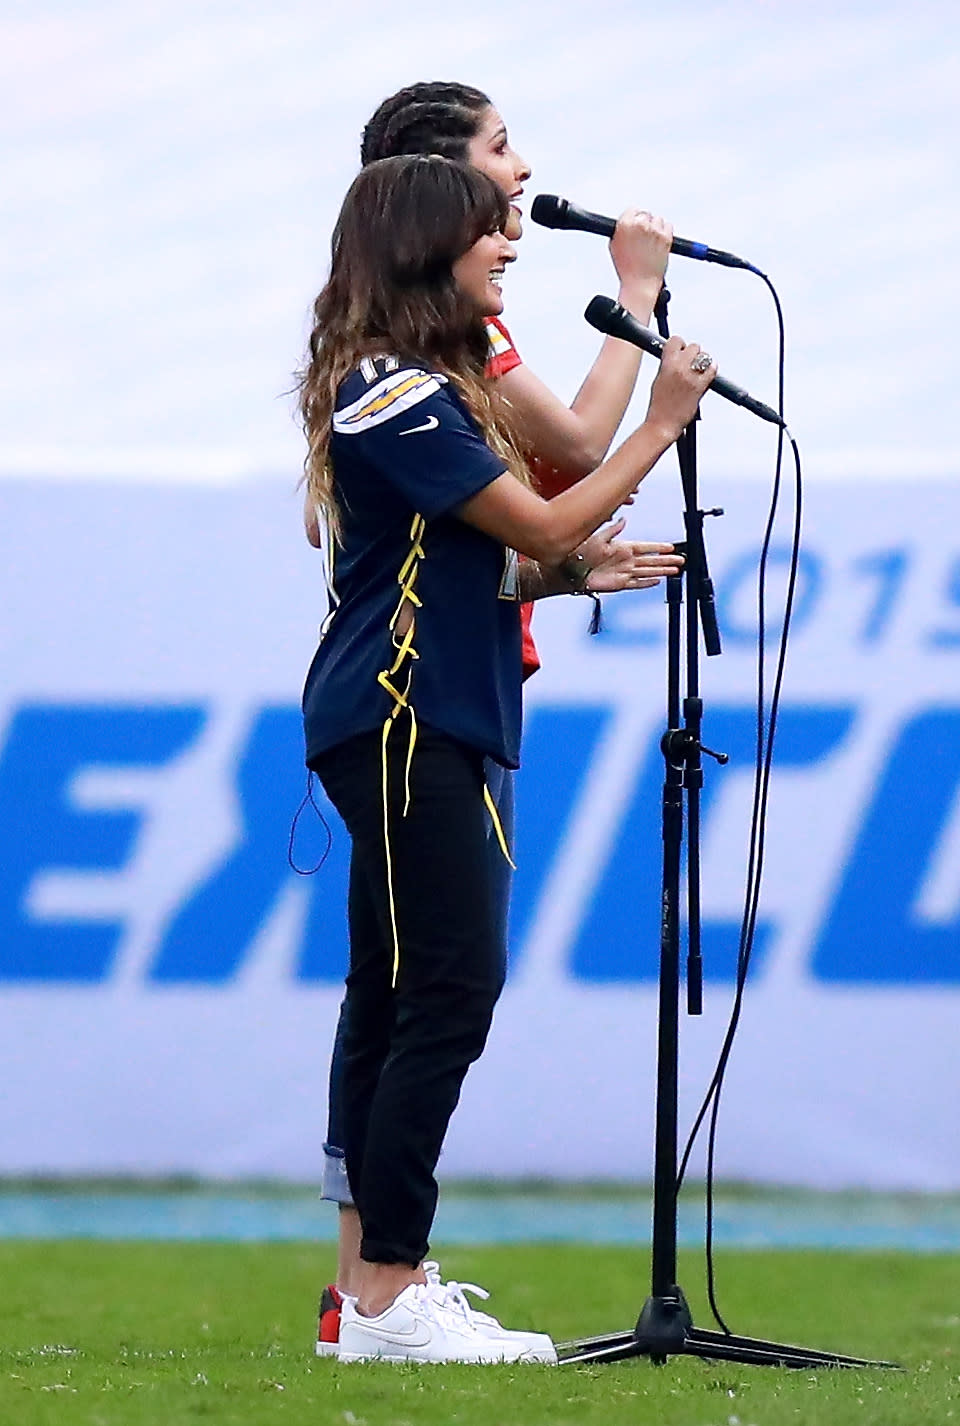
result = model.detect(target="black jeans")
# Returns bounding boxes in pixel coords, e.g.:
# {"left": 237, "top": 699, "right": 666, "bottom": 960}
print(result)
{"left": 313, "top": 721, "right": 506, "bottom": 1265}
{"left": 322, "top": 761, "right": 513, "bottom": 1200}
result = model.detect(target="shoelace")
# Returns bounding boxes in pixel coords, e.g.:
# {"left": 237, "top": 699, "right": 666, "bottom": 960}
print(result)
{"left": 420, "top": 1262, "right": 499, "bottom": 1329}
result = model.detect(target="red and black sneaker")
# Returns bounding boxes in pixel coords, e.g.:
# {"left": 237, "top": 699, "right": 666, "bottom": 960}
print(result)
{"left": 316, "top": 1284, "right": 343, "bottom": 1357}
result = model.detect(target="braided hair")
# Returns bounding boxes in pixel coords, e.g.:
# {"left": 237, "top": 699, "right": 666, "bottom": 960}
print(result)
{"left": 361, "top": 82, "right": 491, "bottom": 166}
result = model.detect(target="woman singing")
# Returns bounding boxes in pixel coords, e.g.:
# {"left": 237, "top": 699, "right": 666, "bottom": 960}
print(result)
{"left": 298, "top": 153, "right": 714, "bottom": 1362}
{"left": 314, "top": 79, "right": 684, "bottom": 1356}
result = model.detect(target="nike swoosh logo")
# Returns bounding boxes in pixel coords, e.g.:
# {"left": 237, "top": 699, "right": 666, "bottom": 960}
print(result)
{"left": 349, "top": 1320, "right": 434, "bottom": 1348}
{"left": 399, "top": 415, "right": 439, "bottom": 436}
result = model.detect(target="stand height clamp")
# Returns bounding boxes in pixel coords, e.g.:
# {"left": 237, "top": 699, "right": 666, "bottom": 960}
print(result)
{"left": 660, "top": 727, "right": 729, "bottom": 767}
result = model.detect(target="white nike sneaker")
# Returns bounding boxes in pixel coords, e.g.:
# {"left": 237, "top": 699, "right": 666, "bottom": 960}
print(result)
{"left": 421, "top": 1260, "right": 555, "bottom": 1358}
{"left": 337, "top": 1281, "right": 557, "bottom": 1364}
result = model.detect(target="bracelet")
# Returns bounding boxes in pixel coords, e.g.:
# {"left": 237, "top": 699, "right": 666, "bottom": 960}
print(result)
{"left": 558, "top": 551, "right": 591, "bottom": 593}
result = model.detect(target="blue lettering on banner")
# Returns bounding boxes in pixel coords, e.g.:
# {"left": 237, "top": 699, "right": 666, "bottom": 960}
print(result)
{"left": 600, "top": 545, "right": 827, "bottom": 649}
{"left": 570, "top": 704, "right": 855, "bottom": 982}
{"left": 150, "top": 707, "right": 349, "bottom": 984}
{"left": 715, "top": 546, "right": 824, "bottom": 646}
{"left": 812, "top": 708, "right": 960, "bottom": 983}
{"left": 597, "top": 543, "right": 960, "bottom": 651}
{"left": 2, "top": 699, "right": 960, "bottom": 986}
{"left": 0, "top": 704, "right": 204, "bottom": 982}
{"left": 927, "top": 557, "right": 960, "bottom": 648}
{"left": 510, "top": 704, "right": 612, "bottom": 963}
{"left": 852, "top": 548, "right": 909, "bottom": 644}
{"left": 592, "top": 589, "right": 663, "bottom": 647}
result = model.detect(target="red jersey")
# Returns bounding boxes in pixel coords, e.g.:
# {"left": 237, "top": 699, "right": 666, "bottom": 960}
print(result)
{"left": 485, "top": 315, "right": 524, "bottom": 380}
{"left": 483, "top": 317, "right": 579, "bottom": 681}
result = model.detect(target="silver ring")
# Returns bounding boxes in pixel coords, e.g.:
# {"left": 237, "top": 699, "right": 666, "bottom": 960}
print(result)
{"left": 690, "top": 352, "right": 713, "bottom": 373}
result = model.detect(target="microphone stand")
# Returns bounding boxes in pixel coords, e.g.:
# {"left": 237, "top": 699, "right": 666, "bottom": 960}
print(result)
{"left": 557, "top": 284, "right": 895, "bottom": 1371}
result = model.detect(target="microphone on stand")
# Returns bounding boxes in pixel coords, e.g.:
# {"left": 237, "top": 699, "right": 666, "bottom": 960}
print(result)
{"left": 531, "top": 193, "right": 753, "bottom": 271}
{"left": 585, "top": 295, "right": 784, "bottom": 428}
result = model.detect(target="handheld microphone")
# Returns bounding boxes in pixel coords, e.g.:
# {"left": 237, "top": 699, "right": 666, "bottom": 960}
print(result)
{"left": 531, "top": 193, "right": 752, "bottom": 271}
{"left": 585, "top": 295, "right": 784, "bottom": 428}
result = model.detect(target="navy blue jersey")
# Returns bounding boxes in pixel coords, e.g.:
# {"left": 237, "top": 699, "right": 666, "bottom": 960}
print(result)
{"left": 302, "top": 358, "right": 523, "bottom": 769}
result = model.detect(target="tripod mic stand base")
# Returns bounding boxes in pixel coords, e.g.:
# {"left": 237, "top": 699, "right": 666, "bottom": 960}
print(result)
{"left": 556, "top": 1286, "right": 899, "bottom": 1369}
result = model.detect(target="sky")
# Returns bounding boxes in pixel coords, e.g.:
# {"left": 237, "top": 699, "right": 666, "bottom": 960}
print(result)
{"left": 2, "top": 0, "right": 958, "bottom": 481}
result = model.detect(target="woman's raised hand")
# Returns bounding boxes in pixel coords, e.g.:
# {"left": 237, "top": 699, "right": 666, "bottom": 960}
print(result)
{"left": 609, "top": 209, "right": 673, "bottom": 301}
{"left": 644, "top": 335, "right": 718, "bottom": 446}
{"left": 577, "top": 518, "right": 685, "bottom": 593}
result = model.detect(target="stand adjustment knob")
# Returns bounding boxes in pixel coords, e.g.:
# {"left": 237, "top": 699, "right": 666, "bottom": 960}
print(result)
{"left": 660, "top": 729, "right": 729, "bottom": 765}
{"left": 700, "top": 743, "right": 729, "bottom": 765}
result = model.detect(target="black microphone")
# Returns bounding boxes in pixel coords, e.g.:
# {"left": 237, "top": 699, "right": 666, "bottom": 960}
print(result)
{"left": 531, "top": 193, "right": 752, "bottom": 271}
{"left": 585, "top": 295, "right": 784, "bottom": 428}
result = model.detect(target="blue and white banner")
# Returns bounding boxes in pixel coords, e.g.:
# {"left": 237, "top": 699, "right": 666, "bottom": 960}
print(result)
{"left": 2, "top": 473, "right": 959, "bottom": 1189}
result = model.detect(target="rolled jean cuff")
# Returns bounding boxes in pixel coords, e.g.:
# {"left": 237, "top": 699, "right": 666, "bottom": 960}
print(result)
{"left": 320, "top": 1144, "right": 354, "bottom": 1206}
{"left": 361, "top": 1236, "right": 427, "bottom": 1268}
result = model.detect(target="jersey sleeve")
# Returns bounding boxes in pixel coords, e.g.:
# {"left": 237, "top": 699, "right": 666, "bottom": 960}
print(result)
{"left": 333, "top": 367, "right": 506, "bottom": 519}
{"left": 529, "top": 453, "right": 580, "bottom": 498}
{"left": 484, "top": 317, "right": 523, "bottom": 379}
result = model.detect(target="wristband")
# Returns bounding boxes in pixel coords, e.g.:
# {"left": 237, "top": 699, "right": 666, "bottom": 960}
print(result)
{"left": 559, "top": 551, "right": 591, "bottom": 593}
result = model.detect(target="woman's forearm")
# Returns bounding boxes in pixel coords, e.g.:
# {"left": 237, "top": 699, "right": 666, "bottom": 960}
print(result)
{"left": 496, "top": 208, "right": 670, "bottom": 477}
{"left": 459, "top": 334, "right": 715, "bottom": 563}
{"left": 563, "top": 278, "right": 662, "bottom": 469}
{"left": 523, "top": 420, "right": 675, "bottom": 560}
{"left": 497, "top": 277, "right": 662, "bottom": 478}
{"left": 461, "top": 416, "right": 676, "bottom": 566}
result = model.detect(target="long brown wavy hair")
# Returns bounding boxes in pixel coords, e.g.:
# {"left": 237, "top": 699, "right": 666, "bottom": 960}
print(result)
{"left": 298, "top": 154, "right": 528, "bottom": 537}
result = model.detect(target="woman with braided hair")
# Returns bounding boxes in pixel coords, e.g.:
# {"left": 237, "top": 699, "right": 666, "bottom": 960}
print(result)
{"left": 310, "top": 81, "right": 679, "bottom": 667}
{"left": 310, "top": 84, "right": 687, "bottom": 1357}
{"left": 359, "top": 82, "right": 672, "bottom": 501}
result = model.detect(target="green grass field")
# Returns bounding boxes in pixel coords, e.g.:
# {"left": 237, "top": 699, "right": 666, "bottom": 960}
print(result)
{"left": 2, "top": 1241, "right": 958, "bottom": 1425}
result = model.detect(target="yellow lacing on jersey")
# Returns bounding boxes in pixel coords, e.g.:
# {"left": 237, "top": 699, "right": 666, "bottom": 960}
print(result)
{"left": 374, "top": 512, "right": 516, "bottom": 983}
{"left": 484, "top": 783, "right": 517, "bottom": 870}
{"left": 376, "top": 513, "right": 426, "bottom": 985}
